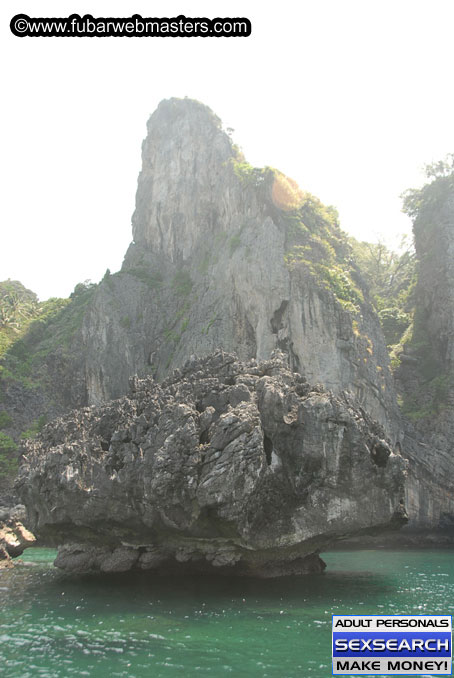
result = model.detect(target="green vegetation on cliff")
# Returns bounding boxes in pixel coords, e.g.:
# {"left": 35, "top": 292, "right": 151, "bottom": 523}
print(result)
{"left": 0, "top": 280, "right": 97, "bottom": 485}
{"left": 240, "top": 161, "right": 416, "bottom": 341}
{"left": 278, "top": 176, "right": 365, "bottom": 313}
{"left": 402, "top": 154, "right": 454, "bottom": 223}
{"left": 0, "top": 431, "right": 18, "bottom": 478}
{"left": 350, "top": 238, "right": 416, "bottom": 347}
{"left": 0, "top": 280, "right": 39, "bottom": 357}
{"left": 0, "top": 281, "right": 95, "bottom": 387}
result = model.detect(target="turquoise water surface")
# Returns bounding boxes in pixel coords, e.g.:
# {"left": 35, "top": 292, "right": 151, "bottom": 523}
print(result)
{"left": 0, "top": 548, "right": 453, "bottom": 677}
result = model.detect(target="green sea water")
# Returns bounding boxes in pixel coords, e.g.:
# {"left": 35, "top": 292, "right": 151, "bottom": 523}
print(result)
{"left": 0, "top": 548, "right": 453, "bottom": 677}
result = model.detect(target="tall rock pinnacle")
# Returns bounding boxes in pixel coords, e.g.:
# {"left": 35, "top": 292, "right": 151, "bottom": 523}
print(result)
{"left": 81, "top": 98, "right": 400, "bottom": 441}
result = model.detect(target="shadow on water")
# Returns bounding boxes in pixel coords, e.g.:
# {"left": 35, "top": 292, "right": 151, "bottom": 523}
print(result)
{"left": 2, "top": 549, "right": 452, "bottom": 677}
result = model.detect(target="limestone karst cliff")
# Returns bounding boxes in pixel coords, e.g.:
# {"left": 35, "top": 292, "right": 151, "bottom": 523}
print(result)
{"left": 4, "top": 99, "right": 453, "bottom": 552}
{"left": 1, "top": 98, "right": 401, "bottom": 445}
{"left": 397, "top": 163, "right": 454, "bottom": 531}
{"left": 81, "top": 98, "right": 400, "bottom": 444}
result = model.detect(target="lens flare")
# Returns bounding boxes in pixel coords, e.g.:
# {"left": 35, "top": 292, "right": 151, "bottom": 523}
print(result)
{"left": 271, "top": 172, "right": 305, "bottom": 211}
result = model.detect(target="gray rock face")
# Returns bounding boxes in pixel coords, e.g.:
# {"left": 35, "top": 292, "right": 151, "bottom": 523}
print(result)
{"left": 413, "top": 186, "right": 454, "bottom": 371}
{"left": 399, "top": 181, "right": 454, "bottom": 531}
{"left": 81, "top": 98, "right": 400, "bottom": 443}
{"left": 17, "top": 351, "right": 407, "bottom": 576}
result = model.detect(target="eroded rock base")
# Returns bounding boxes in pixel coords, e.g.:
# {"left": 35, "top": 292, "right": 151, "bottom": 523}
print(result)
{"left": 55, "top": 542, "right": 326, "bottom": 577}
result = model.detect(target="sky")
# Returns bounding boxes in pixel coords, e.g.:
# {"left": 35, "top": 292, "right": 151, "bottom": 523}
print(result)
{"left": 2, "top": 0, "right": 454, "bottom": 301}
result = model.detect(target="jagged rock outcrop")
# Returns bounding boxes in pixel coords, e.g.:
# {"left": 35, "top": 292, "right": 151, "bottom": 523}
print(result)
{"left": 0, "top": 504, "right": 36, "bottom": 568}
{"left": 16, "top": 351, "right": 407, "bottom": 576}
{"left": 81, "top": 98, "right": 400, "bottom": 443}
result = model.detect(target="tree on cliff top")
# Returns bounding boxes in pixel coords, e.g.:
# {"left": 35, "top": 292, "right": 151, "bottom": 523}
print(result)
{"left": 402, "top": 153, "right": 454, "bottom": 220}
